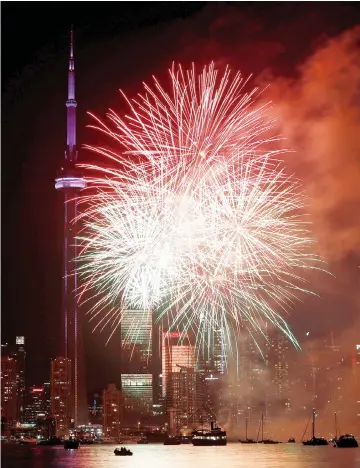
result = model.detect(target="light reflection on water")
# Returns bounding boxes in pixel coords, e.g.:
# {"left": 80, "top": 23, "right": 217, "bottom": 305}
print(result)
{"left": 2, "top": 443, "right": 360, "bottom": 468}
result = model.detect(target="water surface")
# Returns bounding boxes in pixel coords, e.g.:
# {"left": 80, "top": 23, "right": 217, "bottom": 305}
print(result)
{"left": 2, "top": 443, "right": 360, "bottom": 468}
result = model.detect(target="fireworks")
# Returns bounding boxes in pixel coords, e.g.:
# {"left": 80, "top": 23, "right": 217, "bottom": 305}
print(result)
{"left": 77, "top": 64, "right": 321, "bottom": 352}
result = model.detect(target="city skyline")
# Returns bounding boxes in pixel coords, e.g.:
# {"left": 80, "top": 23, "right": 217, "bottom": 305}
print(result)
{"left": 2, "top": 330, "right": 359, "bottom": 438}
{"left": 2, "top": 2, "right": 360, "bottom": 441}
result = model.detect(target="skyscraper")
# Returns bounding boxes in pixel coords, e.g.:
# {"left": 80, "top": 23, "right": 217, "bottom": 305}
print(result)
{"left": 1, "top": 354, "right": 18, "bottom": 431}
{"left": 50, "top": 357, "right": 71, "bottom": 438}
{"left": 166, "top": 367, "right": 203, "bottom": 432}
{"left": 161, "top": 331, "right": 209, "bottom": 430}
{"left": 13, "top": 337, "right": 26, "bottom": 422}
{"left": 121, "top": 309, "right": 153, "bottom": 420}
{"left": 24, "top": 385, "right": 49, "bottom": 424}
{"left": 268, "top": 333, "right": 290, "bottom": 410}
{"left": 1, "top": 337, "right": 26, "bottom": 425}
{"left": 102, "top": 383, "right": 121, "bottom": 440}
{"left": 161, "top": 331, "right": 196, "bottom": 399}
{"left": 121, "top": 309, "right": 152, "bottom": 373}
{"left": 198, "top": 323, "right": 227, "bottom": 375}
{"left": 54, "top": 29, "right": 86, "bottom": 428}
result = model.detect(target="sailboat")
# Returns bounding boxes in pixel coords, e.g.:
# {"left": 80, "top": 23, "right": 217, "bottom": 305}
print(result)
{"left": 239, "top": 417, "right": 257, "bottom": 444}
{"left": 257, "top": 414, "right": 280, "bottom": 444}
{"left": 302, "top": 409, "right": 328, "bottom": 446}
{"left": 333, "top": 412, "right": 358, "bottom": 448}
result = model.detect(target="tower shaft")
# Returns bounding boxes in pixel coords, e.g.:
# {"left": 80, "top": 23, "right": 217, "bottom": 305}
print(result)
{"left": 55, "top": 28, "right": 87, "bottom": 431}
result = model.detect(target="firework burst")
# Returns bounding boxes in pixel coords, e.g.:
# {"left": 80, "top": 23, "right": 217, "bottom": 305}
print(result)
{"left": 77, "top": 64, "right": 321, "bottom": 353}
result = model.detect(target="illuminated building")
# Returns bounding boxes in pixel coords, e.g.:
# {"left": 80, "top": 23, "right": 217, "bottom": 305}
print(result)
{"left": 161, "top": 331, "right": 203, "bottom": 431}
{"left": 166, "top": 367, "right": 203, "bottom": 432}
{"left": 121, "top": 374, "right": 153, "bottom": 416}
{"left": 54, "top": 29, "right": 87, "bottom": 428}
{"left": 43, "top": 382, "right": 51, "bottom": 416}
{"left": 266, "top": 332, "right": 291, "bottom": 414}
{"left": 198, "top": 322, "right": 227, "bottom": 374}
{"left": 13, "top": 337, "right": 26, "bottom": 422}
{"left": 102, "top": 383, "right": 121, "bottom": 440}
{"left": 1, "top": 337, "right": 26, "bottom": 426}
{"left": 1, "top": 354, "right": 18, "bottom": 430}
{"left": 121, "top": 309, "right": 152, "bottom": 372}
{"left": 197, "top": 325, "right": 227, "bottom": 421}
{"left": 50, "top": 357, "right": 71, "bottom": 437}
{"left": 121, "top": 309, "right": 154, "bottom": 419}
{"left": 23, "top": 385, "right": 49, "bottom": 424}
{"left": 161, "top": 331, "right": 195, "bottom": 398}
{"left": 225, "top": 327, "right": 268, "bottom": 429}
{"left": 202, "top": 373, "right": 224, "bottom": 422}
{"left": 75, "top": 424, "right": 103, "bottom": 440}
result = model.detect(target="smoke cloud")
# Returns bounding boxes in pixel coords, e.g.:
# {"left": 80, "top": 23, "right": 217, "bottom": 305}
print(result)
{"left": 266, "top": 26, "right": 360, "bottom": 262}
{"left": 173, "top": 9, "right": 360, "bottom": 437}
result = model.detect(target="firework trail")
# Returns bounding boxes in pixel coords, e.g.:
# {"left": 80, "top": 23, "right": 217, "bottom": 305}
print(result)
{"left": 77, "top": 64, "right": 321, "bottom": 353}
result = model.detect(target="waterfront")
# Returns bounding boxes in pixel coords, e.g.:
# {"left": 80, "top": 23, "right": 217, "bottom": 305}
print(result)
{"left": 2, "top": 443, "right": 360, "bottom": 468}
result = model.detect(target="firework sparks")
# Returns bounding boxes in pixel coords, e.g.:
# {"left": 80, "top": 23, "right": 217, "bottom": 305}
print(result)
{"left": 77, "top": 64, "right": 322, "bottom": 353}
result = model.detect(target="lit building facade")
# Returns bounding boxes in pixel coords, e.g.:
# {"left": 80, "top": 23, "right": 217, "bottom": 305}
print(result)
{"left": 196, "top": 324, "right": 227, "bottom": 422}
{"left": 162, "top": 331, "right": 196, "bottom": 398}
{"left": 50, "top": 357, "right": 71, "bottom": 437}
{"left": 13, "top": 337, "right": 26, "bottom": 422}
{"left": 121, "top": 309, "right": 152, "bottom": 372}
{"left": 121, "top": 374, "right": 153, "bottom": 415}
{"left": 1, "top": 337, "right": 26, "bottom": 424}
{"left": 121, "top": 309, "right": 154, "bottom": 420}
{"left": 102, "top": 383, "right": 121, "bottom": 440}
{"left": 198, "top": 322, "right": 227, "bottom": 374}
{"left": 220, "top": 326, "right": 269, "bottom": 432}
{"left": 267, "top": 332, "right": 291, "bottom": 414}
{"left": 1, "top": 355, "right": 18, "bottom": 430}
{"left": 161, "top": 331, "right": 204, "bottom": 431}
{"left": 166, "top": 367, "right": 203, "bottom": 432}
{"left": 23, "top": 385, "right": 49, "bottom": 424}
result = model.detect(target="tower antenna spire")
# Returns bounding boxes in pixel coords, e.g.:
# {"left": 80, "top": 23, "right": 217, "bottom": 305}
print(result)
{"left": 66, "top": 26, "right": 76, "bottom": 161}
{"left": 70, "top": 25, "right": 74, "bottom": 60}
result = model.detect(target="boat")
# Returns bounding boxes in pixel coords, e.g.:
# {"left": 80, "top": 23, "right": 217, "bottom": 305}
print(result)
{"left": 332, "top": 412, "right": 358, "bottom": 448}
{"left": 163, "top": 436, "right": 181, "bottom": 445}
{"left": 37, "top": 437, "right": 62, "bottom": 446}
{"left": 239, "top": 417, "right": 257, "bottom": 444}
{"left": 137, "top": 437, "right": 148, "bottom": 444}
{"left": 64, "top": 438, "right": 80, "bottom": 449}
{"left": 302, "top": 409, "right": 328, "bottom": 446}
{"left": 180, "top": 436, "right": 191, "bottom": 444}
{"left": 257, "top": 414, "right": 280, "bottom": 444}
{"left": 192, "top": 421, "right": 227, "bottom": 446}
{"left": 288, "top": 438, "right": 296, "bottom": 443}
{"left": 114, "top": 447, "right": 133, "bottom": 456}
{"left": 19, "top": 439, "right": 38, "bottom": 444}
{"left": 79, "top": 439, "right": 95, "bottom": 445}
{"left": 334, "top": 434, "right": 358, "bottom": 448}
{"left": 303, "top": 437, "right": 328, "bottom": 446}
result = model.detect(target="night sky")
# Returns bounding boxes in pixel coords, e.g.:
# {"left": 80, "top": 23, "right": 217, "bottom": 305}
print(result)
{"left": 2, "top": 2, "right": 360, "bottom": 396}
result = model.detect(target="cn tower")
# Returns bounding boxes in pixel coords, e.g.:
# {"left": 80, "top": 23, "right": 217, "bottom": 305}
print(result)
{"left": 55, "top": 28, "right": 87, "bottom": 428}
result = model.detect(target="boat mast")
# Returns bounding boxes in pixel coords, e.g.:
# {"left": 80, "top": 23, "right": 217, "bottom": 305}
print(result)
{"left": 312, "top": 409, "right": 315, "bottom": 440}
{"left": 335, "top": 412, "right": 338, "bottom": 439}
{"left": 261, "top": 413, "right": 264, "bottom": 442}
{"left": 245, "top": 417, "right": 248, "bottom": 440}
